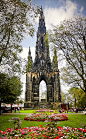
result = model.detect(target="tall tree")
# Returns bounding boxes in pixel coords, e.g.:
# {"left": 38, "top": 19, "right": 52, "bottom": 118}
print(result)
{"left": 0, "top": 73, "right": 22, "bottom": 113}
{"left": 68, "top": 87, "right": 86, "bottom": 108}
{"left": 61, "top": 91, "right": 66, "bottom": 103}
{"left": 0, "top": 0, "right": 39, "bottom": 74}
{"left": 49, "top": 15, "right": 86, "bottom": 95}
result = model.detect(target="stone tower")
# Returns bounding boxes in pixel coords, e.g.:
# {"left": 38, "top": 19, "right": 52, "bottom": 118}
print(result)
{"left": 25, "top": 7, "right": 61, "bottom": 108}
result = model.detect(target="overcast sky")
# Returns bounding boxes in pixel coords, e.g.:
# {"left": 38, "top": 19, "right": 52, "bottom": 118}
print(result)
{"left": 20, "top": 0, "right": 86, "bottom": 99}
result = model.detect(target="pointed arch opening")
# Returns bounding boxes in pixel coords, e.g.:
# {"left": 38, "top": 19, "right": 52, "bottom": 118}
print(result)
{"left": 39, "top": 80, "right": 47, "bottom": 102}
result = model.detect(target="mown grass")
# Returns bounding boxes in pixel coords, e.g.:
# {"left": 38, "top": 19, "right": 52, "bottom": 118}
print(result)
{"left": 13, "top": 110, "right": 56, "bottom": 113}
{"left": 0, "top": 113, "right": 86, "bottom": 131}
{"left": 0, "top": 115, "right": 46, "bottom": 131}
{"left": 12, "top": 110, "right": 36, "bottom": 113}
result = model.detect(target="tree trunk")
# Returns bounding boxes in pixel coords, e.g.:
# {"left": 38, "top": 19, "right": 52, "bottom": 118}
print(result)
{"left": 0, "top": 101, "right": 1, "bottom": 115}
{"left": 11, "top": 104, "right": 12, "bottom": 113}
{"left": 85, "top": 87, "right": 86, "bottom": 107}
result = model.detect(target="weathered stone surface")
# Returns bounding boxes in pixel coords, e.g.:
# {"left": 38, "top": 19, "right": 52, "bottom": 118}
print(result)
{"left": 25, "top": 7, "right": 61, "bottom": 108}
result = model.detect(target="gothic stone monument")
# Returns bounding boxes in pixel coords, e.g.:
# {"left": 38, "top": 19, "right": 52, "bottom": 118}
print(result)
{"left": 24, "top": 7, "right": 61, "bottom": 108}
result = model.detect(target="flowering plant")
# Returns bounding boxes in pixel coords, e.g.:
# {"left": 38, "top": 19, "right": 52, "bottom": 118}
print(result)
{"left": 0, "top": 125, "right": 86, "bottom": 139}
{"left": 35, "top": 109, "right": 54, "bottom": 112}
{"left": 24, "top": 113, "right": 68, "bottom": 121}
{"left": 9, "top": 117, "right": 22, "bottom": 129}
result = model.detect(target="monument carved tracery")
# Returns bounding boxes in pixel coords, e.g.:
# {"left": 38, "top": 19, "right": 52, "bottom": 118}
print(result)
{"left": 25, "top": 7, "right": 61, "bottom": 108}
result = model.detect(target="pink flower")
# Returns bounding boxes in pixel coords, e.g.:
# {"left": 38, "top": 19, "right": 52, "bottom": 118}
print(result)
{"left": 21, "top": 131, "right": 25, "bottom": 134}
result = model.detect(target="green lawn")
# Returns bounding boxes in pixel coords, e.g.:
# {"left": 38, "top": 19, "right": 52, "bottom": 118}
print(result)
{"left": 0, "top": 113, "right": 86, "bottom": 131}
{"left": 13, "top": 109, "right": 56, "bottom": 113}
{"left": 13, "top": 109, "right": 36, "bottom": 113}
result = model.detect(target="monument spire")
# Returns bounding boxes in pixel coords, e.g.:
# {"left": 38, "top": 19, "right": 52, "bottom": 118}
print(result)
{"left": 33, "top": 6, "right": 52, "bottom": 70}
{"left": 27, "top": 46, "right": 33, "bottom": 70}
{"left": 28, "top": 46, "right": 31, "bottom": 56}
{"left": 40, "top": 6, "right": 43, "bottom": 17}
{"left": 25, "top": 6, "right": 61, "bottom": 106}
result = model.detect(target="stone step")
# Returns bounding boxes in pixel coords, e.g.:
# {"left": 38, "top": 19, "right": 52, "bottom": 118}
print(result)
{"left": 38, "top": 102, "right": 49, "bottom": 105}
{"left": 36, "top": 102, "right": 53, "bottom": 109}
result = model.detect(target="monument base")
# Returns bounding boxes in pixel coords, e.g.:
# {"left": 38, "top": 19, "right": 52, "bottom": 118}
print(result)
{"left": 51, "top": 102, "right": 61, "bottom": 109}
{"left": 24, "top": 101, "right": 62, "bottom": 109}
{"left": 24, "top": 101, "right": 38, "bottom": 109}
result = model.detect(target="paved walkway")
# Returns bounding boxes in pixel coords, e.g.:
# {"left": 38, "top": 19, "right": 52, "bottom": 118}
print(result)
{"left": 1, "top": 113, "right": 29, "bottom": 115}
{"left": 1, "top": 112, "right": 86, "bottom": 115}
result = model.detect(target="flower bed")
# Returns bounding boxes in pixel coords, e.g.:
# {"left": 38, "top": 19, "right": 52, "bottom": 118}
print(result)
{"left": 35, "top": 109, "right": 54, "bottom": 112}
{"left": 0, "top": 125, "right": 86, "bottom": 139}
{"left": 24, "top": 113, "right": 68, "bottom": 121}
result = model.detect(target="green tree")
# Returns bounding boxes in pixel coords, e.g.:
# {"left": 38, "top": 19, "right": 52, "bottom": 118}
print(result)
{"left": 18, "top": 100, "right": 24, "bottom": 104}
{"left": 0, "top": 73, "right": 22, "bottom": 113}
{"left": 61, "top": 91, "right": 66, "bottom": 103}
{"left": 0, "top": 0, "right": 39, "bottom": 74}
{"left": 49, "top": 15, "right": 86, "bottom": 96}
{"left": 68, "top": 87, "right": 86, "bottom": 108}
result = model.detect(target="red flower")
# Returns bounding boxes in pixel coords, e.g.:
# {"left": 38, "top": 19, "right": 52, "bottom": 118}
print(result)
{"left": 28, "top": 129, "right": 31, "bottom": 132}
{"left": 24, "top": 127, "right": 27, "bottom": 129}
{"left": 54, "top": 136, "right": 60, "bottom": 139}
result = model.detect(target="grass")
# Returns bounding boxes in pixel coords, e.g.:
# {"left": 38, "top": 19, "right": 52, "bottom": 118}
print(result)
{"left": 13, "top": 110, "right": 56, "bottom": 113}
{"left": 58, "top": 114, "right": 86, "bottom": 128}
{"left": 0, "top": 115, "right": 47, "bottom": 131}
{"left": 0, "top": 111, "right": 86, "bottom": 131}
{"left": 13, "top": 110, "right": 36, "bottom": 113}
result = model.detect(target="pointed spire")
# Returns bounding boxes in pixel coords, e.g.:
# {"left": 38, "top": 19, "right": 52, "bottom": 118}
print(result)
{"left": 39, "top": 6, "right": 44, "bottom": 19}
{"left": 28, "top": 46, "right": 33, "bottom": 63}
{"left": 28, "top": 46, "right": 31, "bottom": 56}
{"left": 38, "top": 6, "right": 46, "bottom": 32}
{"left": 27, "top": 46, "right": 33, "bottom": 71}
{"left": 52, "top": 48, "right": 58, "bottom": 70}
{"left": 41, "top": 6, "right": 43, "bottom": 15}
{"left": 41, "top": 6, "right": 42, "bottom": 10}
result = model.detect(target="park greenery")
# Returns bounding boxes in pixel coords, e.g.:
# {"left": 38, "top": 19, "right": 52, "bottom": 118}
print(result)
{"left": 0, "top": 0, "right": 86, "bottom": 109}
{"left": 0, "top": 2, "right": 86, "bottom": 138}
{"left": 61, "top": 87, "right": 86, "bottom": 108}
{"left": 0, "top": 0, "right": 40, "bottom": 75}
{"left": 49, "top": 15, "right": 86, "bottom": 96}
{"left": 0, "top": 73, "right": 22, "bottom": 113}
{"left": 1, "top": 124, "right": 86, "bottom": 138}
{"left": 0, "top": 0, "right": 40, "bottom": 113}
{"left": 24, "top": 113, "right": 68, "bottom": 121}
{"left": 68, "top": 87, "right": 86, "bottom": 108}
{"left": 0, "top": 113, "right": 86, "bottom": 138}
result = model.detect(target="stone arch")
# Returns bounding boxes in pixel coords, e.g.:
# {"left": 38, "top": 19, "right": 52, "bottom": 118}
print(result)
{"left": 39, "top": 80, "right": 47, "bottom": 102}
{"left": 38, "top": 74, "right": 48, "bottom": 85}
{"left": 37, "top": 74, "right": 54, "bottom": 102}
{"left": 38, "top": 74, "right": 48, "bottom": 102}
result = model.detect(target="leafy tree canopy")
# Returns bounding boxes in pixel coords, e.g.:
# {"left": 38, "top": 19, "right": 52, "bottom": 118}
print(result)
{"left": 0, "top": 73, "right": 22, "bottom": 104}
{"left": 68, "top": 87, "right": 86, "bottom": 108}
{"left": 0, "top": 0, "right": 40, "bottom": 75}
{"left": 49, "top": 15, "right": 86, "bottom": 94}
